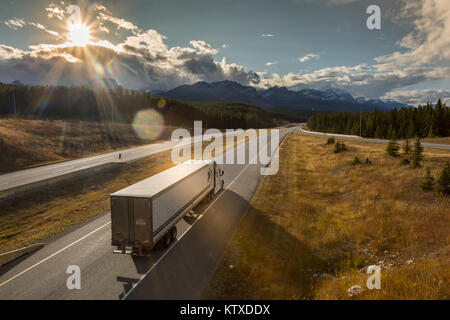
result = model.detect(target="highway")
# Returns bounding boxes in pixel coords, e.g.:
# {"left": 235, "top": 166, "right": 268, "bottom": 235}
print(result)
{"left": 0, "top": 131, "right": 239, "bottom": 199}
{"left": 297, "top": 126, "right": 450, "bottom": 150}
{"left": 0, "top": 125, "right": 447, "bottom": 300}
{"left": 0, "top": 128, "right": 292, "bottom": 300}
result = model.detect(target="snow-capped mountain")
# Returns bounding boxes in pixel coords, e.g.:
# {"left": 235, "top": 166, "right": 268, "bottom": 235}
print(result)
{"left": 156, "top": 81, "right": 412, "bottom": 112}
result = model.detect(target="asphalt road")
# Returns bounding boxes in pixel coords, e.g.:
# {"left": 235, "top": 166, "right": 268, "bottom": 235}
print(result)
{"left": 0, "top": 128, "right": 292, "bottom": 300}
{"left": 0, "top": 125, "right": 446, "bottom": 300}
{"left": 297, "top": 126, "right": 450, "bottom": 150}
{"left": 0, "top": 131, "right": 238, "bottom": 198}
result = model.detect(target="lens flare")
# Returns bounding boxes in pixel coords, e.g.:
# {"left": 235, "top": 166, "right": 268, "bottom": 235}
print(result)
{"left": 132, "top": 109, "right": 165, "bottom": 140}
{"left": 157, "top": 98, "right": 167, "bottom": 109}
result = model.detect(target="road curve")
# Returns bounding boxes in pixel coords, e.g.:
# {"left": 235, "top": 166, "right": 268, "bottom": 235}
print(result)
{"left": 297, "top": 126, "right": 450, "bottom": 150}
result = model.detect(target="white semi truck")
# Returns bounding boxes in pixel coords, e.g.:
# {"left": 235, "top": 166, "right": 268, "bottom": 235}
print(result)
{"left": 110, "top": 160, "right": 224, "bottom": 255}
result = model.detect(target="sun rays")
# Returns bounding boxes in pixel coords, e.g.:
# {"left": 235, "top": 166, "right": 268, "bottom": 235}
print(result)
{"left": 68, "top": 23, "right": 91, "bottom": 47}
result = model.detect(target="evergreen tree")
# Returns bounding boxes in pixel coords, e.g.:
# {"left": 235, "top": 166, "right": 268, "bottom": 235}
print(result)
{"left": 386, "top": 140, "right": 400, "bottom": 157}
{"left": 421, "top": 168, "right": 434, "bottom": 191}
{"left": 403, "top": 139, "right": 411, "bottom": 156}
{"left": 334, "top": 141, "right": 342, "bottom": 153}
{"left": 334, "top": 141, "right": 347, "bottom": 153}
{"left": 436, "top": 162, "right": 450, "bottom": 196}
{"left": 411, "top": 138, "right": 424, "bottom": 168}
{"left": 427, "top": 126, "right": 435, "bottom": 138}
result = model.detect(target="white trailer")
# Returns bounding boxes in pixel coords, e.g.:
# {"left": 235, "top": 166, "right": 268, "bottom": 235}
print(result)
{"left": 110, "top": 160, "right": 224, "bottom": 255}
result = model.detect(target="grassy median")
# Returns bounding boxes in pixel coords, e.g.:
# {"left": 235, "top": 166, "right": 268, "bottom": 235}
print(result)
{"left": 204, "top": 133, "right": 449, "bottom": 299}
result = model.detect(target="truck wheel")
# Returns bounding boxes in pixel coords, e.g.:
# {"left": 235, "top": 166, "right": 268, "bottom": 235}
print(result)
{"left": 171, "top": 227, "right": 177, "bottom": 242}
{"left": 163, "top": 227, "right": 177, "bottom": 248}
{"left": 221, "top": 180, "right": 225, "bottom": 190}
{"left": 163, "top": 233, "right": 172, "bottom": 248}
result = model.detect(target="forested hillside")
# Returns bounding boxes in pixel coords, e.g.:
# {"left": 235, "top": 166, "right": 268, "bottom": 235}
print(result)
{"left": 308, "top": 99, "right": 449, "bottom": 139}
{"left": 0, "top": 83, "right": 296, "bottom": 129}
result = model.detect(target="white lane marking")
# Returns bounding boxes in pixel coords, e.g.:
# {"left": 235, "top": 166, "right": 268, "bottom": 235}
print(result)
{"left": 0, "top": 129, "right": 285, "bottom": 293}
{"left": 121, "top": 161, "right": 255, "bottom": 300}
{"left": 0, "top": 222, "right": 111, "bottom": 288}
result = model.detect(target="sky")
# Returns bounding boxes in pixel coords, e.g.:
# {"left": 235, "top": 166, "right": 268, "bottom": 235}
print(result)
{"left": 0, "top": 0, "right": 449, "bottom": 105}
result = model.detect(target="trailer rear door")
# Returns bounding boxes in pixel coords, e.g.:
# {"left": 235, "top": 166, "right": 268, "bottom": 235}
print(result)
{"left": 111, "top": 197, "right": 152, "bottom": 247}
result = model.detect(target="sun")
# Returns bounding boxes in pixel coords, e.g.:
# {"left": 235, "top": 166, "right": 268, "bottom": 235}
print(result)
{"left": 68, "top": 23, "right": 91, "bottom": 46}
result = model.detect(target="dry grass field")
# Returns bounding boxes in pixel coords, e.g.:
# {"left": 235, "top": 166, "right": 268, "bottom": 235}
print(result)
{"left": 0, "top": 119, "right": 175, "bottom": 172}
{"left": 204, "top": 133, "right": 449, "bottom": 300}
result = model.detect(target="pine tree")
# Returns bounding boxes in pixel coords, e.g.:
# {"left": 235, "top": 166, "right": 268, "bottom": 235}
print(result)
{"left": 403, "top": 139, "right": 411, "bottom": 156}
{"left": 411, "top": 138, "right": 424, "bottom": 168}
{"left": 386, "top": 140, "right": 400, "bottom": 157}
{"left": 421, "top": 168, "right": 434, "bottom": 191}
{"left": 334, "top": 141, "right": 346, "bottom": 153}
{"left": 334, "top": 141, "right": 342, "bottom": 153}
{"left": 436, "top": 162, "right": 450, "bottom": 196}
{"left": 427, "top": 126, "right": 435, "bottom": 138}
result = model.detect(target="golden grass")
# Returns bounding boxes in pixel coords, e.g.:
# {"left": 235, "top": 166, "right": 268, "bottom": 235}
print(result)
{"left": 0, "top": 119, "right": 175, "bottom": 172}
{"left": 204, "top": 133, "right": 450, "bottom": 300}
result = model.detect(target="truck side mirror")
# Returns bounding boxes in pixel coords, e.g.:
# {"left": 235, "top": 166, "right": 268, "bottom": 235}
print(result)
{"left": 220, "top": 170, "right": 224, "bottom": 176}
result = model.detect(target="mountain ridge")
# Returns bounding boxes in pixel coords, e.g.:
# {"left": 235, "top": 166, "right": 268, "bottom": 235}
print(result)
{"left": 154, "top": 80, "right": 412, "bottom": 112}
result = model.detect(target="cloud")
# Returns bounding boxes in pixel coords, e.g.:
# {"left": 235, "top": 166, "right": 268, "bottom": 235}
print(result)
{"left": 298, "top": 53, "right": 320, "bottom": 62}
{"left": 0, "top": 23, "right": 260, "bottom": 90}
{"left": 45, "top": 3, "right": 65, "bottom": 20}
{"left": 376, "top": 0, "right": 450, "bottom": 66}
{"left": 4, "top": 18, "right": 26, "bottom": 30}
{"left": 0, "top": 45, "right": 24, "bottom": 60}
{"left": 262, "top": 33, "right": 275, "bottom": 37}
{"left": 28, "top": 22, "right": 59, "bottom": 36}
{"left": 98, "top": 24, "right": 110, "bottom": 34}
{"left": 382, "top": 89, "right": 450, "bottom": 106}
{"left": 98, "top": 12, "right": 140, "bottom": 33}
{"left": 221, "top": 44, "right": 229, "bottom": 49}
{"left": 1, "top": 1, "right": 449, "bottom": 100}
{"left": 255, "top": 63, "right": 450, "bottom": 99}
{"left": 95, "top": 5, "right": 140, "bottom": 34}
{"left": 4, "top": 18, "right": 59, "bottom": 36}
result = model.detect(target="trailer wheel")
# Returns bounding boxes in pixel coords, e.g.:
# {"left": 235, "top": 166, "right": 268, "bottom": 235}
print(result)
{"left": 170, "top": 226, "right": 178, "bottom": 242}
{"left": 163, "top": 232, "right": 172, "bottom": 248}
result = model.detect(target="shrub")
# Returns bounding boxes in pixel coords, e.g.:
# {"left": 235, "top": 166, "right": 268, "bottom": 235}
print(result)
{"left": 411, "top": 138, "right": 424, "bottom": 169}
{"left": 334, "top": 141, "right": 347, "bottom": 154}
{"left": 352, "top": 156, "right": 362, "bottom": 165}
{"left": 386, "top": 140, "right": 400, "bottom": 157}
{"left": 326, "top": 137, "right": 336, "bottom": 145}
{"left": 421, "top": 168, "right": 434, "bottom": 191}
{"left": 436, "top": 162, "right": 450, "bottom": 196}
